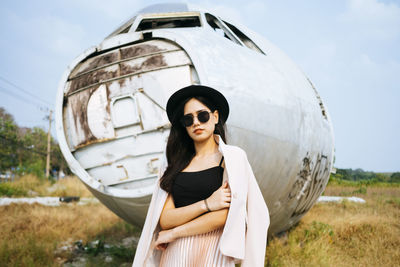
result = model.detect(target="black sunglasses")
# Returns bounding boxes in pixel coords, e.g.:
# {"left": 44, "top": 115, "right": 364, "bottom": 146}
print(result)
{"left": 180, "top": 110, "right": 213, "bottom": 127}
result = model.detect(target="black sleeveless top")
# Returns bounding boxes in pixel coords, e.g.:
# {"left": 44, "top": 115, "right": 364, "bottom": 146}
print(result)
{"left": 172, "top": 156, "right": 224, "bottom": 208}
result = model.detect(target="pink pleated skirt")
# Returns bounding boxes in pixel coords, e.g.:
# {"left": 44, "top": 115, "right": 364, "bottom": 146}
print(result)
{"left": 159, "top": 227, "right": 235, "bottom": 267}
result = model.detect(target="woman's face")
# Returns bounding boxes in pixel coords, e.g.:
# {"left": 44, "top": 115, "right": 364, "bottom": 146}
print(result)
{"left": 183, "top": 97, "right": 219, "bottom": 143}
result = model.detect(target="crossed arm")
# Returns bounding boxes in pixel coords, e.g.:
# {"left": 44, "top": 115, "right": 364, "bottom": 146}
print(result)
{"left": 159, "top": 193, "right": 228, "bottom": 234}
{"left": 154, "top": 182, "right": 231, "bottom": 249}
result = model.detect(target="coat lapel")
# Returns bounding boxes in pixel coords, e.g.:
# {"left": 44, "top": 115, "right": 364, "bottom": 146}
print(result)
{"left": 215, "top": 134, "right": 247, "bottom": 259}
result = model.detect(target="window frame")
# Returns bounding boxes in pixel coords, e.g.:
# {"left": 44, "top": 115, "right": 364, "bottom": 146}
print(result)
{"left": 222, "top": 20, "right": 265, "bottom": 55}
{"left": 131, "top": 12, "right": 203, "bottom": 33}
{"left": 110, "top": 94, "right": 141, "bottom": 129}
{"left": 204, "top": 13, "right": 244, "bottom": 46}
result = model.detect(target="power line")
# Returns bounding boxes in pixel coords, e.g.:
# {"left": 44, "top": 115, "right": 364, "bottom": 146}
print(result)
{"left": 0, "top": 76, "right": 53, "bottom": 107}
{"left": 0, "top": 86, "right": 49, "bottom": 111}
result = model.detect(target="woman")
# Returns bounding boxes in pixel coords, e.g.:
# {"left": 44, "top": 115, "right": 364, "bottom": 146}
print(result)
{"left": 132, "top": 85, "right": 269, "bottom": 267}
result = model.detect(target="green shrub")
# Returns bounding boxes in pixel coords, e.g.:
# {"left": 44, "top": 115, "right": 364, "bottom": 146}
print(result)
{"left": 302, "top": 221, "right": 334, "bottom": 243}
{"left": 352, "top": 186, "right": 367, "bottom": 194}
{"left": 0, "top": 183, "right": 27, "bottom": 197}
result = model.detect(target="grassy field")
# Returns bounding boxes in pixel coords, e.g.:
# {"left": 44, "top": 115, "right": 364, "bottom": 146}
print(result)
{"left": 0, "top": 175, "right": 138, "bottom": 266}
{"left": 0, "top": 174, "right": 93, "bottom": 198}
{"left": 0, "top": 175, "right": 399, "bottom": 266}
{"left": 266, "top": 185, "right": 400, "bottom": 266}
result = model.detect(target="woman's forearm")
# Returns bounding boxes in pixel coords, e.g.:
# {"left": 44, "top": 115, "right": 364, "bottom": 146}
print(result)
{"left": 172, "top": 208, "right": 229, "bottom": 238}
{"left": 159, "top": 200, "right": 208, "bottom": 230}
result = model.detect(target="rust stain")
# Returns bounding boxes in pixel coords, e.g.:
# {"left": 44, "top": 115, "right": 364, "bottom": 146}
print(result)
{"left": 69, "top": 54, "right": 167, "bottom": 93}
{"left": 63, "top": 96, "right": 68, "bottom": 107}
{"left": 288, "top": 156, "right": 311, "bottom": 200}
{"left": 73, "top": 44, "right": 164, "bottom": 78}
{"left": 120, "top": 44, "right": 163, "bottom": 59}
{"left": 143, "top": 55, "right": 167, "bottom": 68}
{"left": 77, "top": 52, "right": 118, "bottom": 75}
{"left": 116, "top": 165, "right": 129, "bottom": 180}
{"left": 68, "top": 42, "right": 172, "bottom": 94}
{"left": 105, "top": 84, "right": 111, "bottom": 116}
{"left": 118, "top": 79, "right": 126, "bottom": 88}
{"left": 64, "top": 42, "right": 174, "bottom": 149}
{"left": 120, "top": 55, "right": 167, "bottom": 76}
{"left": 120, "top": 63, "right": 138, "bottom": 77}
{"left": 68, "top": 87, "right": 98, "bottom": 147}
{"left": 74, "top": 137, "right": 116, "bottom": 150}
{"left": 289, "top": 153, "right": 330, "bottom": 219}
{"left": 69, "top": 69, "right": 118, "bottom": 93}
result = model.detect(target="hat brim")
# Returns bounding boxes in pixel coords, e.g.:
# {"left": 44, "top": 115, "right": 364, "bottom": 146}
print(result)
{"left": 166, "top": 85, "right": 229, "bottom": 125}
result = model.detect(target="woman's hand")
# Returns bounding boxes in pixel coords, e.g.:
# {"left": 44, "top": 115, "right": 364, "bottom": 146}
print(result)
{"left": 154, "top": 229, "right": 177, "bottom": 251}
{"left": 205, "top": 181, "right": 231, "bottom": 211}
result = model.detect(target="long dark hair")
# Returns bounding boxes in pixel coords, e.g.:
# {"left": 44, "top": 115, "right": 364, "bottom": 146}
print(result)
{"left": 160, "top": 95, "right": 227, "bottom": 193}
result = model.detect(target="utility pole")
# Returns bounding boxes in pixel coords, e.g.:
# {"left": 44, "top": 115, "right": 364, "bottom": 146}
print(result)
{"left": 45, "top": 109, "right": 52, "bottom": 178}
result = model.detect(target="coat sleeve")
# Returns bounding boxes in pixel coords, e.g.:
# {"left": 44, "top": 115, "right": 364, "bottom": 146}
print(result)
{"left": 132, "top": 153, "right": 168, "bottom": 267}
{"left": 241, "top": 152, "right": 270, "bottom": 267}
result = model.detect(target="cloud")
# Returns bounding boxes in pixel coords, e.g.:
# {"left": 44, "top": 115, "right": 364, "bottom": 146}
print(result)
{"left": 338, "top": 0, "right": 400, "bottom": 40}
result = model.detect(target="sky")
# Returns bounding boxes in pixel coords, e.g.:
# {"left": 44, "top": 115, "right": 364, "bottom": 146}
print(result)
{"left": 0, "top": 0, "right": 399, "bottom": 172}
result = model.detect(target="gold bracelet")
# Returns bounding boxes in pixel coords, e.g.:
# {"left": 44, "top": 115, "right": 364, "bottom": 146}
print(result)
{"left": 204, "top": 199, "right": 211, "bottom": 212}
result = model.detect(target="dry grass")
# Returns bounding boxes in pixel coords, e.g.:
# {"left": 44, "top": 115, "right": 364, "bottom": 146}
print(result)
{"left": 0, "top": 175, "right": 137, "bottom": 265}
{"left": 0, "top": 202, "right": 138, "bottom": 266}
{"left": 265, "top": 186, "right": 400, "bottom": 267}
{"left": 2, "top": 174, "right": 93, "bottom": 197}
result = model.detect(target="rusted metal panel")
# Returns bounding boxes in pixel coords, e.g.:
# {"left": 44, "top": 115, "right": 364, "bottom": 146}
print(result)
{"left": 76, "top": 51, "right": 119, "bottom": 76}
{"left": 120, "top": 43, "right": 164, "bottom": 59}
{"left": 119, "top": 54, "right": 168, "bottom": 76}
{"left": 68, "top": 65, "right": 118, "bottom": 94}
{"left": 63, "top": 87, "right": 97, "bottom": 148}
{"left": 69, "top": 40, "right": 180, "bottom": 80}
{"left": 67, "top": 50, "right": 190, "bottom": 96}
{"left": 73, "top": 130, "right": 169, "bottom": 186}
{"left": 63, "top": 39, "right": 191, "bottom": 150}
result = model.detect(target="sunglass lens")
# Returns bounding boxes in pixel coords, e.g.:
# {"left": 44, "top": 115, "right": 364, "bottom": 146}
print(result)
{"left": 198, "top": 111, "right": 210, "bottom": 123}
{"left": 182, "top": 115, "right": 193, "bottom": 127}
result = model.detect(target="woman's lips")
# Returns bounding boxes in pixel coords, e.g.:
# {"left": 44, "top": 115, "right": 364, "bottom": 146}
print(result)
{"left": 194, "top": 129, "right": 204, "bottom": 134}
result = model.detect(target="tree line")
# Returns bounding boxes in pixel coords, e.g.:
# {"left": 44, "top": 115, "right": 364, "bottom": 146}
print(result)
{"left": 0, "top": 107, "right": 70, "bottom": 179}
{"left": 331, "top": 168, "right": 400, "bottom": 184}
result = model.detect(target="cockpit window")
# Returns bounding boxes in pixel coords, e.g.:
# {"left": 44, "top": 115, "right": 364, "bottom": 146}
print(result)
{"left": 205, "top": 13, "right": 241, "bottom": 45}
{"left": 222, "top": 20, "right": 265, "bottom": 55}
{"left": 119, "top": 24, "right": 132, "bottom": 34}
{"left": 136, "top": 16, "right": 201, "bottom": 31}
{"left": 105, "top": 16, "right": 136, "bottom": 39}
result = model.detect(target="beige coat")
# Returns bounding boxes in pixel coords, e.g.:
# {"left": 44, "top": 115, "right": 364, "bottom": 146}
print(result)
{"left": 132, "top": 134, "right": 270, "bottom": 266}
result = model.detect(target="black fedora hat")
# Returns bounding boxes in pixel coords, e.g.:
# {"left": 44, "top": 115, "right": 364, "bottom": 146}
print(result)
{"left": 166, "top": 85, "right": 229, "bottom": 125}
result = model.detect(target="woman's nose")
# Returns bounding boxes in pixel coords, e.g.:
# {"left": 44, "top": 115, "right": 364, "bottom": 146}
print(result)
{"left": 192, "top": 116, "right": 201, "bottom": 126}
